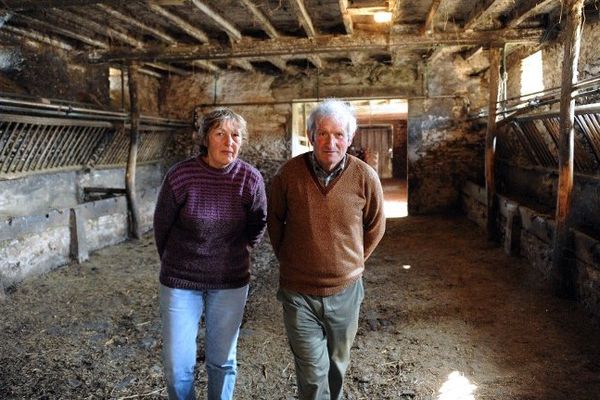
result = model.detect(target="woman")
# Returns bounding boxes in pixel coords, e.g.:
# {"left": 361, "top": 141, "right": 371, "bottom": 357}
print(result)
{"left": 153, "top": 108, "right": 267, "bottom": 400}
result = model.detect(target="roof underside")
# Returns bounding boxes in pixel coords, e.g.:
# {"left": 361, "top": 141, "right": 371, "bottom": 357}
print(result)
{"left": 0, "top": 0, "right": 596, "bottom": 77}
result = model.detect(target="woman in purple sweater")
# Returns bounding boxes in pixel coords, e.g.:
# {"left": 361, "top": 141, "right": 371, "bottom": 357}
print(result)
{"left": 153, "top": 108, "right": 267, "bottom": 400}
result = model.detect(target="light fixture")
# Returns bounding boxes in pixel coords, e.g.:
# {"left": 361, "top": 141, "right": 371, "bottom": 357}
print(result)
{"left": 373, "top": 11, "right": 392, "bottom": 23}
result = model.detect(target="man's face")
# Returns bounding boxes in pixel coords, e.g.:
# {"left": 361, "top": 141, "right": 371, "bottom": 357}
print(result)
{"left": 310, "top": 116, "right": 352, "bottom": 172}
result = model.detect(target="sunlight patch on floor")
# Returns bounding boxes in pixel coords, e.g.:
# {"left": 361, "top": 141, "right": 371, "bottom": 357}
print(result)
{"left": 437, "top": 371, "right": 477, "bottom": 400}
{"left": 384, "top": 199, "right": 408, "bottom": 218}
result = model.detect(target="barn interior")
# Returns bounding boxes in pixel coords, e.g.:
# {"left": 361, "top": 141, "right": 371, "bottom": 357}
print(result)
{"left": 1, "top": 0, "right": 600, "bottom": 398}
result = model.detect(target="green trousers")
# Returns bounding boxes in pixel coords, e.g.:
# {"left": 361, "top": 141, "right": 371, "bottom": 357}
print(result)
{"left": 277, "top": 279, "right": 364, "bottom": 400}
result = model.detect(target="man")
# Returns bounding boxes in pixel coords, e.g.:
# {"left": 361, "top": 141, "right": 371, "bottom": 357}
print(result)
{"left": 267, "top": 99, "right": 386, "bottom": 400}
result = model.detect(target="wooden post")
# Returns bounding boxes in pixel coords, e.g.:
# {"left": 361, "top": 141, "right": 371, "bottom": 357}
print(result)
{"left": 552, "top": 0, "right": 584, "bottom": 299}
{"left": 485, "top": 47, "right": 501, "bottom": 241}
{"left": 126, "top": 62, "right": 142, "bottom": 239}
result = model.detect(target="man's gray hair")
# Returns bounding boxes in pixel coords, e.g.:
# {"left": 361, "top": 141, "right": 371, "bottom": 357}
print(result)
{"left": 197, "top": 107, "right": 247, "bottom": 155}
{"left": 307, "top": 99, "right": 357, "bottom": 142}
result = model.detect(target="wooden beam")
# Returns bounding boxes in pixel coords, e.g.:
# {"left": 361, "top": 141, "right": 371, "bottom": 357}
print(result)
{"left": 230, "top": 59, "right": 254, "bottom": 72}
{"left": 86, "top": 29, "right": 544, "bottom": 64}
{"left": 552, "top": 0, "right": 584, "bottom": 299}
{"left": 1, "top": 24, "right": 73, "bottom": 50}
{"left": 147, "top": 3, "right": 209, "bottom": 43}
{"left": 485, "top": 47, "right": 501, "bottom": 241}
{"left": 238, "top": 0, "right": 279, "bottom": 39}
{"left": 126, "top": 62, "right": 142, "bottom": 239}
{"left": 421, "top": 0, "right": 442, "bottom": 35}
{"left": 339, "top": 0, "right": 354, "bottom": 35}
{"left": 0, "top": 0, "right": 119, "bottom": 10}
{"left": 464, "top": 0, "right": 500, "bottom": 31}
{"left": 288, "top": 0, "right": 317, "bottom": 37}
{"left": 349, "top": 51, "right": 369, "bottom": 65}
{"left": 96, "top": 4, "right": 177, "bottom": 44}
{"left": 14, "top": 14, "right": 108, "bottom": 48}
{"left": 189, "top": 0, "right": 242, "bottom": 41}
{"left": 49, "top": 9, "right": 145, "bottom": 47}
{"left": 146, "top": 62, "right": 191, "bottom": 75}
{"left": 308, "top": 54, "right": 324, "bottom": 69}
{"left": 190, "top": 60, "right": 220, "bottom": 73}
{"left": 506, "top": 0, "right": 557, "bottom": 29}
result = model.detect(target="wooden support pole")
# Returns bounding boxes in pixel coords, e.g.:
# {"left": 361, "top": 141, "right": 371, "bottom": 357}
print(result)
{"left": 126, "top": 62, "right": 142, "bottom": 239}
{"left": 485, "top": 47, "right": 501, "bottom": 241}
{"left": 552, "top": 0, "right": 584, "bottom": 299}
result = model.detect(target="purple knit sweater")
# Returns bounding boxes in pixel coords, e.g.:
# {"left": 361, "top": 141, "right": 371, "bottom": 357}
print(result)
{"left": 154, "top": 156, "right": 267, "bottom": 290}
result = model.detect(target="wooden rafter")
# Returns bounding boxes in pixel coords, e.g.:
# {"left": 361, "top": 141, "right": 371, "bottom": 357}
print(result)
{"left": 338, "top": 0, "right": 354, "bottom": 35}
{"left": 238, "top": 0, "right": 279, "bottom": 39}
{"left": 189, "top": 0, "right": 242, "bottom": 42}
{"left": 49, "top": 8, "right": 144, "bottom": 48}
{"left": 0, "top": 0, "right": 119, "bottom": 10}
{"left": 230, "top": 59, "right": 254, "bottom": 72}
{"left": 1, "top": 24, "right": 72, "bottom": 50}
{"left": 87, "top": 29, "right": 544, "bottom": 64}
{"left": 147, "top": 3, "right": 209, "bottom": 43}
{"left": 421, "top": 0, "right": 442, "bottom": 35}
{"left": 96, "top": 4, "right": 177, "bottom": 44}
{"left": 505, "top": 0, "right": 557, "bottom": 29}
{"left": 464, "top": 0, "right": 501, "bottom": 31}
{"left": 288, "top": 0, "right": 317, "bottom": 37}
{"left": 14, "top": 13, "right": 108, "bottom": 48}
{"left": 146, "top": 62, "right": 191, "bottom": 75}
{"left": 145, "top": 2, "right": 220, "bottom": 72}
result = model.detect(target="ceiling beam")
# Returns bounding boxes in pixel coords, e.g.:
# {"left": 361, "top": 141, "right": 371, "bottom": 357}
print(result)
{"left": 288, "top": 0, "right": 317, "bottom": 37}
{"left": 147, "top": 3, "right": 209, "bottom": 43}
{"left": 338, "top": 0, "right": 353, "bottom": 35}
{"left": 0, "top": 24, "right": 73, "bottom": 50}
{"left": 230, "top": 59, "right": 254, "bottom": 72}
{"left": 96, "top": 4, "right": 177, "bottom": 44}
{"left": 14, "top": 13, "right": 108, "bottom": 48}
{"left": 190, "top": 60, "right": 220, "bottom": 73}
{"left": 49, "top": 8, "right": 144, "bottom": 48}
{"left": 238, "top": 0, "right": 279, "bottom": 39}
{"left": 421, "top": 0, "right": 442, "bottom": 35}
{"left": 505, "top": 0, "right": 557, "bottom": 29}
{"left": 189, "top": 0, "right": 242, "bottom": 42}
{"left": 87, "top": 29, "right": 544, "bottom": 64}
{"left": 0, "top": 0, "right": 119, "bottom": 11}
{"left": 146, "top": 62, "right": 191, "bottom": 75}
{"left": 464, "top": 0, "right": 501, "bottom": 31}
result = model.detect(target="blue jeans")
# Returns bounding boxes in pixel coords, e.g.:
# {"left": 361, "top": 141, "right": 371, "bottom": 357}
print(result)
{"left": 160, "top": 284, "right": 249, "bottom": 400}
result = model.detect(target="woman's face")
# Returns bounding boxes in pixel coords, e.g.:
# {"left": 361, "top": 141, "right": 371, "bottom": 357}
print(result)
{"left": 204, "top": 120, "right": 242, "bottom": 169}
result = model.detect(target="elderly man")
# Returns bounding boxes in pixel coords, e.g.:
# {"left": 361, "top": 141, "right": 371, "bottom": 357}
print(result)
{"left": 267, "top": 99, "right": 386, "bottom": 400}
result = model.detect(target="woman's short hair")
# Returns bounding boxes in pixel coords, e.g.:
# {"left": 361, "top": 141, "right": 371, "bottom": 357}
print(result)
{"left": 197, "top": 107, "right": 247, "bottom": 154}
{"left": 306, "top": 99, "right": 357, "bottom": 142}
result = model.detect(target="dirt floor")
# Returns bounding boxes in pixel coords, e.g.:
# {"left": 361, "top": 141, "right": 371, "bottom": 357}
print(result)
{"left": 2, "top": 214, "right": 600, "bottom": 400}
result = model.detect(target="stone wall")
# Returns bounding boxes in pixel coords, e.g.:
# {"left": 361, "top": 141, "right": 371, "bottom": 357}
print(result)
{"left": 162, "top": 61, "right": 484, "bottom": 211}
{"left": 0, "top": 43, "right": 108, "bottom": 105}
{"left": 0, "top": 164, "right": 165, "bottom": 217}
{"left": 461, "top": 181, "right": 600, "bottom": 320}
{"left": 0, "top": 163, "right": 165, "bottom": 293}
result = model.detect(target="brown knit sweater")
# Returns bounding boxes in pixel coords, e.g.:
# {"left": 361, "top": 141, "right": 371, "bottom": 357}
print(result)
{"left": 267, "top": 153, "right": 385, "bottom": 296}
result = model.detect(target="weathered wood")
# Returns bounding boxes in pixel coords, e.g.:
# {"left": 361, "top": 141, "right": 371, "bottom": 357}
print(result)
{"left": 86, "top": 29, "right": 544, "bottom": 64}
{"left": 2, "top": 25, "right": 73, "bottom": 50}
{"left": 239, "top": 0, "right": 280, "bottom": 38}
{"left": 69, "top": 206, "right": 89, "bottom": 264}
{"left": 96, "top": 4, "right": 177, "bottom": 44}
{"left": 464, "top": 0, "right": 500, "bottom": 31}
{"left": 552, "top": 0, "right": 584, "bottom": 299}
{"left": 338, "top": 0, "right": 354, "bottom": 35}
{"left": 126, "top": 63, "right": 142, "bottom": 240}
{"left": 506, "top": 0, "right": 557, "bottom": 29}
{"left": 288, "top": 0, "right": 317, "bottom": 37}
{"left": 15, "top": 14, "right": 108, "bottom": 48}
{"left": 83, "top": 187, "right": 127, "bottom": 194}
{"left": 485, "top": 47, "right": 501, "bottom": 241}
{"left": 421, "top": 0, "right": 442, "bottom": 35}
{"left": 147, "top": 3, "right": 209, "bottom": 43}
{"left": 190, "top": 0, "right": 242, "bottom": 41}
